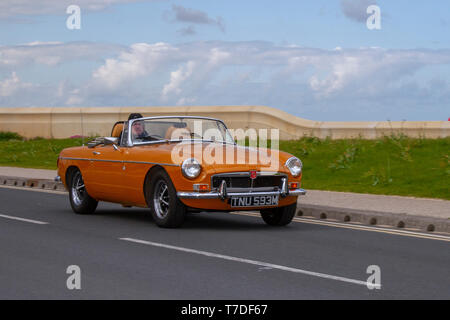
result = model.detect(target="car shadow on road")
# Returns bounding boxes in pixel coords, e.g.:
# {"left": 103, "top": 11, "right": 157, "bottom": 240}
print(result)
{"left": 182, "top": 212, "right": 270, "bottom": 230}
{"left": 88, "top": 206, "right": 310, "bottom": 232}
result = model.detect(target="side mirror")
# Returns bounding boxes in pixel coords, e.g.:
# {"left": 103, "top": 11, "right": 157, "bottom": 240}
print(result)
{"left": 104, "top": 137, "right": 120, "bottom": 151}
{"left": 104, "top": 137, "right": 121, "bottom": 151}
{"left": 103, "top": 137, "right": 119, "bottom": 146}
{"left": 88, "top": 137, "right": 119, "bottom": 149}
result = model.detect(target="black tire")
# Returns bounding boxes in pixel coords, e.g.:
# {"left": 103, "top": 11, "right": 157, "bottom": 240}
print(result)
{"left": 146, "top": 169, "right": 186, "bottom": 228}
{"left": 68, "top": 168, "right": 98, "bottom": 214}
{"left": 260, "top": 203, "right": 297, "bottom": 226}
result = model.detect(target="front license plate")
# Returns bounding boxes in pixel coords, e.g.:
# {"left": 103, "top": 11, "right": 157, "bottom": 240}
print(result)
{"left": 230, "top": 195, "right": 279, "bottom": 207}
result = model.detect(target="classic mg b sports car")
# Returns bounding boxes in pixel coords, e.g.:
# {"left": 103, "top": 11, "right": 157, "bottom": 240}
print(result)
{"left": 57, "top": 116, "right": 306, "bottom": 228}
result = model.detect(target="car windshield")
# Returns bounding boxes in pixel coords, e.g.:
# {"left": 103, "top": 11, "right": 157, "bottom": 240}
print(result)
{"left": 129, "top": 117, "right": 235, "bottom": 145}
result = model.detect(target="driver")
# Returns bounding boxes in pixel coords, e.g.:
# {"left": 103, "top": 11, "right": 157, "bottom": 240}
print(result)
{"left": 128, "top": 113, "right": 149, "bottom": 140}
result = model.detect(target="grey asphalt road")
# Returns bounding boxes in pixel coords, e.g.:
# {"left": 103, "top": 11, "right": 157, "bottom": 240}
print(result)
{"left": 0, "top": 187, "right": 449, "bottom": 299}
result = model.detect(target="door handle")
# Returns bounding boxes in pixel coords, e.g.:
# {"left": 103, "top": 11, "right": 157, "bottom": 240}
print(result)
{"left": 92, "top": 151, "right": 101, "bottom": 155}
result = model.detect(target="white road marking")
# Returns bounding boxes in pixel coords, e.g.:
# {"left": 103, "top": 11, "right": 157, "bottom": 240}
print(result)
{"left": 233, "top": 211, "right": 450, "bottom": 242}
{"left": 0, "top": 213, "right": 48, "bottom": 225}
{"left": 293, "top": 217, "right": 450, "bottom": 241}
{"left": 120, "top": 237, "right": 379, "bottom": 288}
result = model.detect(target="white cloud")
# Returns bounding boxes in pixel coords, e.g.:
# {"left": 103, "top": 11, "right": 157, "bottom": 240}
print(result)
{"left": 0, "top": 72, "right": 32, "bottom": 97}
{"left": 176, "top": 97, "right": 196, "bottom": 106}
{"left": 65, "top": 94, "right": 83, "bottom": 106}
{"left": 23, "top": 41, "right": 63, "bottom": 46}
{"left": 85, "top": 42, "right": 450, "bottom": 120}
{"left": 1, "top": 41, "right": 450, "bottom": 120}
{"left": 91, "top": 42, "right": 178, "bottom": 90}
{"left": 162, "top": 60, "right": 196, "bottom": 98}
{"left": 0, "top": 41, "right": 123, "bottom": 70}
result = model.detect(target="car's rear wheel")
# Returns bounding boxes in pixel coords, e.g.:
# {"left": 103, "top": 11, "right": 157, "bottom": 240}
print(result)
{"left": 68, "top": 168, "right": 98, "bottom": 214}
{"left": 260, "top": 203, "right": 297, "bottom": 226}
{"left": 146, "top": 169, "right": 186, "bottom": 228}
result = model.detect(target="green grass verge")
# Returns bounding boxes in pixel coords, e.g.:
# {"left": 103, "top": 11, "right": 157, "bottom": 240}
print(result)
{"left": 0, "top": 134, "right": 86, "bottom": 169}
{"left": 0, "top": 132, "right": 448, "bottom": 199}
{"left": 279, "top": 136, "right": 449, "bottom": 200}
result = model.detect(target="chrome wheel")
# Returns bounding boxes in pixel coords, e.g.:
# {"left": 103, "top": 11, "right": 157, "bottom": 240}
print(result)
{"left": 153, "top": 180, "right": 170, "bottom": 219}
{"left": 146, "top": 169, "right": 186, "bottom": 227}
{"left": 68, "top": 168, "right": 98, "bottom": 215}
{"left": 71, "top": 171, "right": 86, "bottom": 206}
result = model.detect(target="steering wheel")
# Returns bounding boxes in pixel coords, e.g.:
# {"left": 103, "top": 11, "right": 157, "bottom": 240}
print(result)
{"left": 141, "top": 134, "right": 164, "bottom": 141}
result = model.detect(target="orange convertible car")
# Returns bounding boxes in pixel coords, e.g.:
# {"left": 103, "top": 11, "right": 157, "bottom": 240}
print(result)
{"left": 57, "top": 116, "right": 306, "bottom": 227}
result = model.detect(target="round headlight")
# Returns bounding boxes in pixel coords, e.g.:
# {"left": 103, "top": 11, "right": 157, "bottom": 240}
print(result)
{"left": 181, "top": 158, "right": 201, "bottom": 179}
{"left": 285, "top": 157, "right": 302, "bottom": 177}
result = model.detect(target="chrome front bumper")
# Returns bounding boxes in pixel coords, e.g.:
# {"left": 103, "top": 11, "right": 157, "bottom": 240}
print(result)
{"left": 177, "top": 188, "right": 306, "bottom": 200}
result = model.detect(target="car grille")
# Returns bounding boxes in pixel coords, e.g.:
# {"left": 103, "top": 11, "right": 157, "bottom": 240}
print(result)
{"left": 211, "top": 174, "right": 285, "bottom": 190}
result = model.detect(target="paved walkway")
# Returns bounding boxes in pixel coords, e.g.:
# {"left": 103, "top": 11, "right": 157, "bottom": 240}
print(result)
{"left": 303, "top": 190, "right": 449, "bottom": 220}
{"left": 0, "top": 166, "right": 449, "bottom": 219}
{"left": 0, "top": 166, "right": 58, "bottom": 180}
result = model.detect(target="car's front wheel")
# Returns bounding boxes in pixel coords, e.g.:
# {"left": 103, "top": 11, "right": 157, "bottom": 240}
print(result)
{"left": 68, "top": 168, "right": 98, "bottom": 214}
{"left": 260, "top": 203, "right": 297, "bottom": 226}
{"left": 146, "top": 169, "right": 186, "bottom": 228}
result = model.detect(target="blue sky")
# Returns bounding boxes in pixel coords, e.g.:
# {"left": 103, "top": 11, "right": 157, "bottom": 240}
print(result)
{"left": 0, "top": 0, "right": 449, "bottom": 121}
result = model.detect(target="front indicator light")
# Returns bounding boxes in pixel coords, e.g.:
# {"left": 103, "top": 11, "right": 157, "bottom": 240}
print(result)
{"left": 193, "top": 184, "right": 209, "bottom": 192}
{"left": 289, "top": 182, "right": 299, "bottom": 189}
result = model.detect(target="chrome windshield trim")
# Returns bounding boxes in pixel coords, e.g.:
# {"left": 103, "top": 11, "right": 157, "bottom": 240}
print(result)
{"left": 127, "top": 116, "right": 235, "bottom": 147}
{"left": 133, "top": 115, "right": 226, "bottom": 122}
{"left": 177, "top": 189, "right": 306, "bottom": 199}
{"left": 132, "top": 139, "right": 236, "bottom": 147}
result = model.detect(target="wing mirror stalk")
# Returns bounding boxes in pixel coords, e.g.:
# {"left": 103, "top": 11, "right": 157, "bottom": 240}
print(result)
{"left": 103, "top": 137, "right": 122, "bottom": 152}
